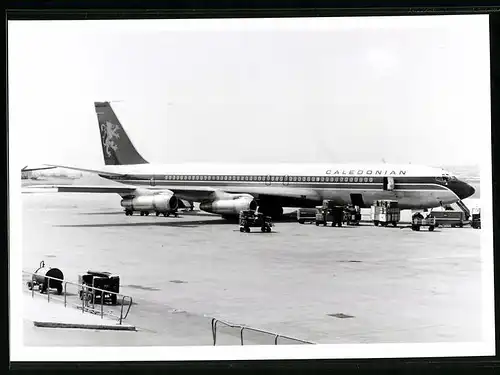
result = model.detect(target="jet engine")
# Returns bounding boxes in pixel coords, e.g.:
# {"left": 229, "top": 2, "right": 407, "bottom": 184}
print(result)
{"left": 199, "top": 194, "right": 257, "bottom": 215}
{"left": 121, "top": 192, "right": 179, "bottom": 213}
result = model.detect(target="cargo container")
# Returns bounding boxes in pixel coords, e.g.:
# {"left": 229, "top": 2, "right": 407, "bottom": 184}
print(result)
{"left": 371, "top": 200, "right": 400, "bottom": 227}
{"left": 429, "top": 210, "right": 469, "bottom": 228}
{"left": 297, "top": 208, "right": 318, "bottom": 224}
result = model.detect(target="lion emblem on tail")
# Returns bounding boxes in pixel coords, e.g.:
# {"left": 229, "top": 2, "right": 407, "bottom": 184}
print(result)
{"left": 100, "top": 121, "right": 121, "bottom": 157}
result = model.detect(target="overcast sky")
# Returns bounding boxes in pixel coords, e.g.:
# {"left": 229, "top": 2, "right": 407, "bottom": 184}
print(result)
{"left": 8, "top": 15, "right": 491, "bottom": 168}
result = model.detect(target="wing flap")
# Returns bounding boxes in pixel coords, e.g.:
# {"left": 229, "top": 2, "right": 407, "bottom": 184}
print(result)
{"left": 56, "top": 185, "right": 137, "bottom": 194}
{"left": 166, "top": 185, "right": 320, "bottom": 201}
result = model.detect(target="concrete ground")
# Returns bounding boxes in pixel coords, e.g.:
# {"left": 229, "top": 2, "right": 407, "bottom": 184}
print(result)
{"left": 20, "top": 192, "right": 484, "bottom": 346}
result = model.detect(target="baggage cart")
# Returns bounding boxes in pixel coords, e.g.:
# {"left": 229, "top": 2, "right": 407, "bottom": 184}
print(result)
{"left": 371, "top": 200, "right": 400, "bottom": 227}
{"left": 297, "top": 208, "right": 317, "bottom": 224}
{"left": 343, "top": 205, "right": 361, "bottom": 226}
{"left": 411, "top": 214, "right": 436, "bottom": 231}
{"left": 430, "top": 210, "right": 469, "bottom": 228}
{"left": 315, "top": 203, "right": 344, "bottom": 227}
{"left": 239, "top": 210, "right": 273, "bottom": 233}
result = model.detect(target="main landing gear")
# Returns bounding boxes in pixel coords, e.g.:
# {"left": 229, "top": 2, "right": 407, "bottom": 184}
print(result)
{"left": 124, "top": 210, "right": 178, "bottom": 217}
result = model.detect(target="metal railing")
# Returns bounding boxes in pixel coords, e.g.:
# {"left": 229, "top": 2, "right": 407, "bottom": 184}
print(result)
{"left": 22, "top": 271, "right": 133, "bottom": 324}
{"left": 211, "top": 317, "right": 316, "bottom": 346}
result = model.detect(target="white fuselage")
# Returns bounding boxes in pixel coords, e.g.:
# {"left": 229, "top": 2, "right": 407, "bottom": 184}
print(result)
{"left": 96, "top": 162, "right": 464, "bottom": 210}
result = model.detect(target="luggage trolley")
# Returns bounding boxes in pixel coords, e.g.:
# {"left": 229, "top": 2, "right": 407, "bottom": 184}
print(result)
{"left": 411, "top": 213, "right": 436, "bottom": 232}
{"left": 239, "top": 210, "right": 273, "bottom": 233}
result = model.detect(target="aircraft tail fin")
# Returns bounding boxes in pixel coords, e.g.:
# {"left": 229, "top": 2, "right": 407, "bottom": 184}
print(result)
{"left": 94, "top": 102, "right": 148, "bottom": 165}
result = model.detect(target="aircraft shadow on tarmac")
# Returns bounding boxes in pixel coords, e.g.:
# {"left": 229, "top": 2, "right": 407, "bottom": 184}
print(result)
{"left": 54, "top": 218, "right": 241, "bottom": 228}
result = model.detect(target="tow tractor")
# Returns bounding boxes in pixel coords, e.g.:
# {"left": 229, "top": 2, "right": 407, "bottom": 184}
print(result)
{"left": 343, "top": 205, "right": 361, "bottom": 226}
{"left": 315, "top": 200, "right": 344, "bottom": 227}
{"left": 239, "top": 210, "right": 273, "bottom": 233}
{"left": 411, "top": 212, "right": 436, "bottom": 231}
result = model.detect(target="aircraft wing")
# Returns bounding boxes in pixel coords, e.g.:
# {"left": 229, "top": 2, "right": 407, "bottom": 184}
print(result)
{"left": 166, "top": 185, "right": 322, "bottom": 202}
{"left": 55, "top": 185, "right": 138, "bottom": 194}
{"left": 28, "top": 182, "right": 321, "bottom": 203}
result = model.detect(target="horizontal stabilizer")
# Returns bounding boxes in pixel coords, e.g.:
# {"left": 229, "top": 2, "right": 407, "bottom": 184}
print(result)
{"left": 21, "top": 166, "right": 57, "bottom": 172}
{"left": 22, "top": 184, "right": 137, "bottom": 195}
{"left": 43, "top": 164, "right": 124, "bottom": 177}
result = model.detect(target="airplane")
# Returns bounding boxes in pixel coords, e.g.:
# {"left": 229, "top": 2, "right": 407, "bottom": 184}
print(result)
{"left": 42, "top": 101, "right": 476, "bottom": 220}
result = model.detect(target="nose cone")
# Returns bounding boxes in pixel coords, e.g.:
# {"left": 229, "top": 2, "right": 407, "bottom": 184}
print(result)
{"left": 452, "top": 180, "right": 476, "bottom": 200}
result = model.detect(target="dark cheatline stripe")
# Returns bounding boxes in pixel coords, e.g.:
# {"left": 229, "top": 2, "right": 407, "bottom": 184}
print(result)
{"left": 105, "top": 174, "right": 447, "bottom": 186}
{"left": 107, "top": 178, "right": 448, "bottom": 191}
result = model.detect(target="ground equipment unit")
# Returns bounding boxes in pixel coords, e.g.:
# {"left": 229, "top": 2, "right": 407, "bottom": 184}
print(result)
{"left": 78, "top": 270, "right": 120, "bottom": 305}
{"left": 239, "top": 210, "right": 273, "bottom": 233}
{"left": 297, "top": 208, "right": 317, "bottom": 224}
{"left": 411, "top": 212, "right": 436, "bottom": 231}
{"left": 26, "top": 260, "right": 64, "bottom": 295}
{"left": 429, "top": 210, "right": 469, "bottom": 228}
{"left": 315, "top": 201, "right": 344, "bottom": 227}
{"left": 343, "top": 205, "right": 361, "bottom": 226}
{"left": 371, "top": 200, "right": 400, "bottom": 227}
{"left": 471, "top": 208, "right": 481, "bottom": 229}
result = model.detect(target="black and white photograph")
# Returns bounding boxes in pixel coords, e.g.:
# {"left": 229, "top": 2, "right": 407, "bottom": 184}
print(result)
{"left": 8, "top": 14, "right": 495, "bottom": 361}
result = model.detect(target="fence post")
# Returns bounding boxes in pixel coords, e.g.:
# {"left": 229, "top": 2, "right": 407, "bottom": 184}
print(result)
{"left": 101, "top": 293, "right": 104, "bottom": 319}
{"left": 119, "top": 296, "right": 125, "bottom": 325}
{"left": 82, "top": 287, "right": 85, "bottom": 314}
{"left": 275, "top": 335, "right": 279, "bottom": 345}
{"left": 240, "top": 327, "right": 245, "bottom": 345}
{"left": 212, "top": 320, "right": 219, "bottom": 346}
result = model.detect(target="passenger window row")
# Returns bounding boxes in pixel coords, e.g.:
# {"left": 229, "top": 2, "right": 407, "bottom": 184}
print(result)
{"left": 162, "top": 175, "right": 375, "bottom": 183}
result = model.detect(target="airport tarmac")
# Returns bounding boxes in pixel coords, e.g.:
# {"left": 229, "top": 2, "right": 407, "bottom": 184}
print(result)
{"left": 20, "top": 192, "right": 483, "bottom": 346}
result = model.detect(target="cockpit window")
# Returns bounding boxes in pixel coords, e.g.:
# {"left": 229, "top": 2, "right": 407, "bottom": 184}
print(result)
{"left": 436, "top": 175, "right": 451, "bottom": 183}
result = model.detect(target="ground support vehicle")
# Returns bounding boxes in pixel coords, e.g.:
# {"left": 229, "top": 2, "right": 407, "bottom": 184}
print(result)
{"left": 411, "top": 213, "right": 436, "bottom": 231}
{"left": 371, "top": 200, "right": 400, "bottom": 227}
{"left": 297, "top": 208, "right": 317, "bottom": 224}
{"left": 471, "top": 208, "right": 481, "bottom": 229}
{"left": 239, "top": 210, "right": 273, "bottom": 233}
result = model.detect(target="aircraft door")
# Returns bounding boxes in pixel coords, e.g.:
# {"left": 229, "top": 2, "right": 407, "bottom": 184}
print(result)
{"left": 283, "top": 175, "right": 290, "bottom": 186}
{"left": 350, "top": 193, "right": 366, "bottom": 208}
{"left": 150, "top": 176, "right": 156, "bottom": 187}
{"left": 382, "top": 177, "right": 395, "bottom": 191}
